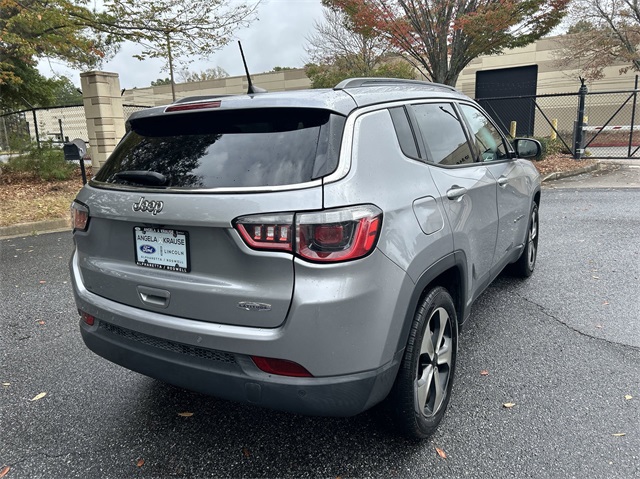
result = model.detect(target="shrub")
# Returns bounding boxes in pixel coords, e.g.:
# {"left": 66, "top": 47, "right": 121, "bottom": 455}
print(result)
{"left": 1, "top": 142, "right": 74, "bottom": 181}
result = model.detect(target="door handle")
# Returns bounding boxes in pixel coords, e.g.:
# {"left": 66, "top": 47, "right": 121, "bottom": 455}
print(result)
{"left": 446, "top": 186, "right": 468, "bottom": 200}
{"left": 497, "top": 176, "right": 509, "bottom": 187}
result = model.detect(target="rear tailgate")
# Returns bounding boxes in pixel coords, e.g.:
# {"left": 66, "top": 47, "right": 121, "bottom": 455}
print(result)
{"left": 72, "top": 106, "right": 344, "bottom": 328}
{"left": 73, "top": 186, "right": 322, "bottom": 328}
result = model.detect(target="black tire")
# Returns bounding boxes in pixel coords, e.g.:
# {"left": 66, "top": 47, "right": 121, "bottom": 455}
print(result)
{"left": 388, "top": 286, "right": 458, "bottom": 439}
{"left": 512, "top": 202, "right": 539, "bottom": 278}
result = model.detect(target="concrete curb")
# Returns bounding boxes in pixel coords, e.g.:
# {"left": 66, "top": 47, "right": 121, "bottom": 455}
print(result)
{"left": 541, "top": 162, "right": 600, "bottom": 183}
{"left": 0, "top": 218, "right": 71, "bottom": 239}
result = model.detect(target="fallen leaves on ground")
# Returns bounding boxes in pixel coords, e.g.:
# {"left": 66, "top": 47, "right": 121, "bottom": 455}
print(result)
{"left": 0, "top": 465, "right": 10, "bottom": 478}
{"left": 503, "top": 402, "right": 516, "bottom": 409}
{"left": 435, "top": 447, "right": 447, "bottom": 459}
{"left": 30, "top": 392, "right": 47, "bottom": 401}
{"left": 533, "top": 154, "right": 597, "bottom": 177}
{"left": 0, "top": 167, "right": 90, "bottom": 227}
{"left": 480, "top": 370, "right": 489, "bottom": 376}
{"left": 624, "top": 395, "right": 633, "bottom": 400}
{"left": 136, "top": 458, "right": 145, "bottom": 467}
{"left": 177, "top": 411, "right": 193, "bottom": 417}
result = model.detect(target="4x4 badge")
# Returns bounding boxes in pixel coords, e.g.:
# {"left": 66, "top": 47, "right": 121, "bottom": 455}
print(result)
{"left": 132, "top": 197, "right": 164, "bottom": 215}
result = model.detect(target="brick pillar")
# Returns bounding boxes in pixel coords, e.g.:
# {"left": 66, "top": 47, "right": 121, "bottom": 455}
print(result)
{"left": 80, "top": 71, "right": 126, "bottom": 168}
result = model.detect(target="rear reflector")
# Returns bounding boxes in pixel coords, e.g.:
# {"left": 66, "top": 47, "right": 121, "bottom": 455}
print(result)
{"left": 165, "top": 100, "right": 221, "bottom": 112}
{"left": 70, "top": 201, "right": 90, "bottom": 232}
{"left": 251, "top": 356, "right": 313, "bottom": 377}
{"left": 80, "top": 311, "right": 95, "bottom": 326}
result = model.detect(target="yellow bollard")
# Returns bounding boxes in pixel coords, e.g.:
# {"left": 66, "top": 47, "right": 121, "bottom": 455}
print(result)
{"left": 510, "top": 121, "right": 517, "bottom": 138}
{"left": 551, "top": 119, "right": 557, "bottom": 140}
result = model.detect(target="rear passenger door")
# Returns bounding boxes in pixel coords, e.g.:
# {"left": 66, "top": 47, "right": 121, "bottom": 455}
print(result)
{"left": 458, "top": 104, "right": 531, "bottom": 270}
{"left": 409, "top": 102, "right": 499, "bottom": 300}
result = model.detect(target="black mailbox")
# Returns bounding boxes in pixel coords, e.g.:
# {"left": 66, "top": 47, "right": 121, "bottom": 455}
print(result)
{"left": 63, "top": 142, "right": 81, "bottom": 161}
{"left": 63, "top": 138, "right": 88, "bottom": 185}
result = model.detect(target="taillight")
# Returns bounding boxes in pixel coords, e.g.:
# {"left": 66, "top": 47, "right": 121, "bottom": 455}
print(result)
{"left": 234, "top": 205, "right": 382, "bottom": 263}
{"left": 251, "top": 356, "right": 313, "bottom": 377}
{"left": 234, "top": 213, "right": 294, "bottom": 252}
{"left": 296, "top": 206, "right": 381, "bottom": 262}
{"left": 70, "top": 201, "right": 90, "bottom": 231}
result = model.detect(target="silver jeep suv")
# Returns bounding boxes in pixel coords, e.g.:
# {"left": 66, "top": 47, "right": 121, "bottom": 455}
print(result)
{"left": 70, "top": 78, "right": 541, "bottom": 438}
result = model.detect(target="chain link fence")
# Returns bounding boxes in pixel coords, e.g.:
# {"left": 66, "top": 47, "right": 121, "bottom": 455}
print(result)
{"left": 478, "top": 80, "right": 640, "bottom": 159}
{"left": 0, "top": 104, "right": 152, "bottom": 153}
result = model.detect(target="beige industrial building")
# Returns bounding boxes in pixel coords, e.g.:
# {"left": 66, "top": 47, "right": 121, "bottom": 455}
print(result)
{"left": 122, "top": 35, "right": 638, "bottom": 107}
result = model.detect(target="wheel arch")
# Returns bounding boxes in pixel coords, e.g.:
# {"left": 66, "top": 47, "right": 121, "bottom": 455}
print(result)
{"left": 395, "top": 252, "right": 468, "bottom": 357}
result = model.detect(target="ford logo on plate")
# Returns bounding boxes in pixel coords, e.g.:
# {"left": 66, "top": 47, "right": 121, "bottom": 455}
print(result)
{"left": 140, "top": 244, "right": 156, "bottom": 254}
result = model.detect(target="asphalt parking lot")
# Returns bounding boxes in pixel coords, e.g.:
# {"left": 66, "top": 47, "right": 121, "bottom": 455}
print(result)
{"left": 1, "top": 166, "right": 639, "bottom": 478}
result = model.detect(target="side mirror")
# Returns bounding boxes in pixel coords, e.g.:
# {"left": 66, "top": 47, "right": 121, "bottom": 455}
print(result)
{"left": 513, "top": 138, "right": 542, "bottom": 159}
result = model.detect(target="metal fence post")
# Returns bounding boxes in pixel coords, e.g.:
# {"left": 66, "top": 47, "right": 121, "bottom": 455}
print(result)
{"left": 628, "top": 75, "right": 638, "bottom": 157}
{"left": 574, "top": 78, "right": 587, "bottom": 159}
{"left": 31, "top": 108, "right": 41, "bottom": 149}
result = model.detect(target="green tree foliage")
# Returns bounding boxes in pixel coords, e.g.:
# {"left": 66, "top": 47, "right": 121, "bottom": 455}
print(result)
{"left": 306, "top": 57, "right": 415, "bottom": 88}
{"left": 326, "top": 0, "right": 570, "bottom": 85}
{"left": 51, "top": 76, "right": 83, "bottom": 105}
{"left": 305, "top": 3, "right": 415, "bottom": 88}
{"left": 177, "top": 67, "right": 229, "bottom": 83}
{"left": 151, "top": 78, "right": 172, "bottom": 86}
{"left": 1, "top": 0, "right": 258, "bottom": 105}
{"left": 1, "top": 61, "right": 58, "bottom": 110}
{"left": 1, "top": 0, "right": 114, "bottom": 109}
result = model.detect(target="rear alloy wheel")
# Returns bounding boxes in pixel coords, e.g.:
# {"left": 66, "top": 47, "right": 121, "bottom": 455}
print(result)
{"left": 513, "top": 203, "right": 539, "bottom": 277}
{"left": 388, "top": 286, "right": 457, "bottom": 439}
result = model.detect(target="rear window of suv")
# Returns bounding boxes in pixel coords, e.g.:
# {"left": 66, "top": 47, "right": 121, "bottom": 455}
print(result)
{"left": 92, "top": 108, "right": 346, "bottom": 189}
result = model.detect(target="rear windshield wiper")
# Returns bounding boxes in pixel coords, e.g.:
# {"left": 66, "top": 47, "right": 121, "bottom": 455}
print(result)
{"left": 114, "top": 171, "right": 167, "bottom": 186}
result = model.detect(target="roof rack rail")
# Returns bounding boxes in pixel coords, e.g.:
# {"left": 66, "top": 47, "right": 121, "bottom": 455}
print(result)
{"left": 173, "top": 95, "right": 235, "bottom": 104}
{"left": 334, "top": 77, "right": 457, "bottom": 92}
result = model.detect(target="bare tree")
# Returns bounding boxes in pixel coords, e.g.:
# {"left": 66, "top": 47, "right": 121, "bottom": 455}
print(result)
{"left": 306, "top": 7, "right": 390, "bottom": 73}
{"left": 104, "top": 0, "right": 259, "bottom": 99}
{"left": 305, "top": 4, "right": 415, "bottom": 88}
{"left": 556, "top": 0, "right": 640, "bottom": 80}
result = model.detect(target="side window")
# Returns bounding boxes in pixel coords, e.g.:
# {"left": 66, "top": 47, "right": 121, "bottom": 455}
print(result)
{"left": 389, "top": 107, "right": 419, "bottom": 159}
{"left": 459, "top": 104, "right": 510, "bottom": 162}
{"left": 411, "top": 103, "right": 474, "bottom": 166}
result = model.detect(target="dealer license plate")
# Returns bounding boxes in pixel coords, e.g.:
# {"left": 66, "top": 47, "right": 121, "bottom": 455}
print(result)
{"left": 134, "top": 227, "right": 190, "bottom": 272}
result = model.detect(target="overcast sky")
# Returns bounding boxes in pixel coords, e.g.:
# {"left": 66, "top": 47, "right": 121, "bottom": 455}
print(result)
{"left": 37, "top": 0, "right": 324, "bottom": 90}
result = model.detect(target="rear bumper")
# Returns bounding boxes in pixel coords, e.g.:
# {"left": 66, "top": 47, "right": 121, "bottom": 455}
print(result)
{"left": 80, "top": 318, "right": 401, "bottom": 416}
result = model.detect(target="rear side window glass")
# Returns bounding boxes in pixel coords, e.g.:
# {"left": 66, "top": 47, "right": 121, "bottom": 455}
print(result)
{"left": 389, "top": 106, "right": 419, "bottom": 158}
{"left": 93, "top": 108, "right": 345, "bottom": 189}
{"left": 411, "top": 103, "right": 474, "bottom": 166}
